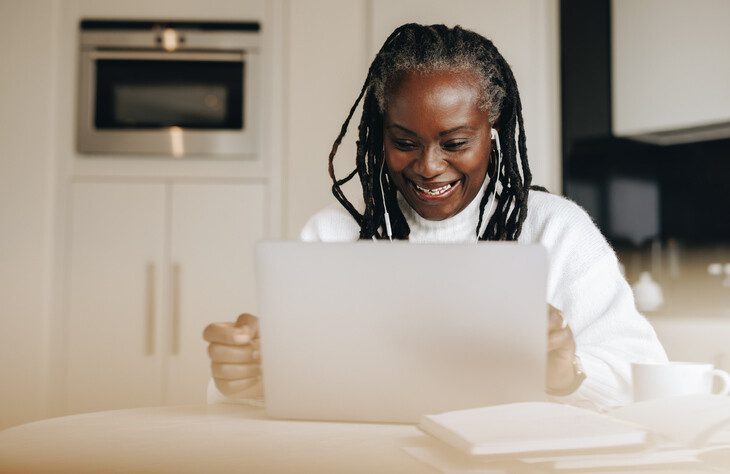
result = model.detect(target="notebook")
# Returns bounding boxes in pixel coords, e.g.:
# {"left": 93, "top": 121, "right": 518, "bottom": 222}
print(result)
{"left": 255, "top": 241, "right": 548, "bottom": 423}
{"left": 419, "top": 402, "right": 647, "bottom": 456}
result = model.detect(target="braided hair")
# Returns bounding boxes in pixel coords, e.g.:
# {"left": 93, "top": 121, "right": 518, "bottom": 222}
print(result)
{"left": 327, "top": 23, "right": 538, "bottom": 241}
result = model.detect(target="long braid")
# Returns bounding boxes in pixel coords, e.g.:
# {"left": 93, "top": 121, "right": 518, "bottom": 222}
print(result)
{"left": 355, "top": 92, "right": 376, "bottom": 239}
{"left": 328, "top": 24, "right": 419, "bottom": 235}
{"left": 328, "top": 24, "right": 541, "bottom": 241}
{"left": 468, "top": 33, "right": 532, "bottom": 241}
{"left": 327, "top": 78, "right": 367, "bottom": 228}
{"left": 475, "top": 149, "right": 499, "bottom": 236}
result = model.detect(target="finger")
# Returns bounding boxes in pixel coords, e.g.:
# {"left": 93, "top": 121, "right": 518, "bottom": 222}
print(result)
{"left": 235, "top": 313, "right": 259, "bottom": 339}
{"left": 211, "top": 362, "right": 261, "bottom": 380}
{"left": 203, "top": 322, "right": 251, "bottom": 345}
{"left": 547, "top": 305, "right": 566, "bottom": 332}
{"left": 208, "top": 340, "right": 261, "bottom": 364}
{"left": 546, "top": 349, "right": 577, "bottom": 391}
{"left": 214, "top": 377, "right": 261, "bottom": 397}
{"left": 548, "top": 327, "right": 575, "bottom": 353}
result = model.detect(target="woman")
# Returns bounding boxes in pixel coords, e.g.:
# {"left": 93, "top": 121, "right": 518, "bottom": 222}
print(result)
{"left": 204, "top": 23, "right": 666, "bottom": 410}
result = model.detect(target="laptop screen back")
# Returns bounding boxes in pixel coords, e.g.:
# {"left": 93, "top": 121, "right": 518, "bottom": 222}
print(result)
{"left": 256, "top": 241, "right": 548, "bottom": 423}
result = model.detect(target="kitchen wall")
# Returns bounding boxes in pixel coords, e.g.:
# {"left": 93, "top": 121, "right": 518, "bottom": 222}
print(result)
{"left": 0, "top": 0, "right": 58, "bottom": 430}
{"left": 0, "top": 0, "right": 560, "bottom": 428}
{"left": 284, "top": 0, "right": 368, "bottom": 237}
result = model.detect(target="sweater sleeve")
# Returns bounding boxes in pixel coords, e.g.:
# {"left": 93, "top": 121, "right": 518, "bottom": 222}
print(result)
{"left": 552, "top": 252, "right": 668, "bottom": 410}
{"left": 536, "top": 199, "right": 668, "bottom": 410}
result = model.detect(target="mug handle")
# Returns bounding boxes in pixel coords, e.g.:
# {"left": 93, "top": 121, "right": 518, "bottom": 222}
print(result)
{"left": 711, "top": 369, "right": 730, "bottom": 395}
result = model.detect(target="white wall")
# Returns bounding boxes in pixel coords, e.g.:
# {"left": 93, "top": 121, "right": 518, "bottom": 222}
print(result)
{"left": 284, "top": 0, "right": 368, "bottom": 237}
{"left": 0, "top": 0, "right": 58, "bottom": 429}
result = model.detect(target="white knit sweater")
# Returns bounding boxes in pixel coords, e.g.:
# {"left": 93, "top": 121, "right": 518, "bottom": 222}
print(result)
{"left": 299, "top": 188, "right": 668, "bottom": 410}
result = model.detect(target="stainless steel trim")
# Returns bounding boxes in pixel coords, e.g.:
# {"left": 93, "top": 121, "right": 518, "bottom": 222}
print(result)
{"left": 80, "top": 30, "right": 260, "bottom": 51}
{"left": 171, "top": 263, "right": 181, "bottom": 355}
{"left": 145, "top": 263, "right": 156, "bottom": 355}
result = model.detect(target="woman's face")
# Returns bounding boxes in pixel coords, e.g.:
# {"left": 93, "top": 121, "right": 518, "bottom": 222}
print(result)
{"left": 383, "top": 69, "right": 493, "bottom": 221}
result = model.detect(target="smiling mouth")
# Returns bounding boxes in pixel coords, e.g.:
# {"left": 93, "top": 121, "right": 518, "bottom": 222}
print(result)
{"left": 409, "top": 179, "right": 461, "bottom": 200}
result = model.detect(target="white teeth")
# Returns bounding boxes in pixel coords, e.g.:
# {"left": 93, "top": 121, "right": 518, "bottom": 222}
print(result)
{"left": 415, "top": 183, "right": 453, "bottom": 196}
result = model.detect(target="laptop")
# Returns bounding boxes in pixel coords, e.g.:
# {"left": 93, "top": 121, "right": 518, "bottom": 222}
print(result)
{"left": 255, "top": 241, "right": 548, "bottom": 423}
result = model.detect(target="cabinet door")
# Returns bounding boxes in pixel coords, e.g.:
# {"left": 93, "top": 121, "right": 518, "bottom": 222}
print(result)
{"left": 165, "top": 183, "right": 267, "bottom": 404}
{"left": 612, "top": 0, "right": 730, "bottom": 136}
{"left": 66, "top": 182, "right": 166, "bottom": 414}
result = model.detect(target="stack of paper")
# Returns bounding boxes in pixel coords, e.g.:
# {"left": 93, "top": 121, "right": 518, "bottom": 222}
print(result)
{"left": 416, "top": 395, "right": 730, "bottom": 471}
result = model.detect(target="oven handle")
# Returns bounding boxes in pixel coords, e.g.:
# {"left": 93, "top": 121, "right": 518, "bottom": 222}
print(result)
{"left": 87, "top": 50, "right": 244, "bottom": 62}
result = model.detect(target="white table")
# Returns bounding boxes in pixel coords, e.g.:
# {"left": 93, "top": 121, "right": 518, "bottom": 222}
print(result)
{"left": 1, "top": 404, "right": 726, "bottom": 473}
{"left": 0, "top": 404, "right": 480, "bottom": 473}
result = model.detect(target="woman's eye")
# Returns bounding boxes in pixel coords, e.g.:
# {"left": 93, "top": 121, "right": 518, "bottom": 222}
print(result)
{"left": 393, "top": 140, "right": 417, "bottom": 151}
{"left": 443, "top": 140, "right": 468, "bottom": 151}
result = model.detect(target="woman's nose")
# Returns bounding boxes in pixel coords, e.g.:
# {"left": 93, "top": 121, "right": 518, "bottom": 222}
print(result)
{"left": 413, "top": 146, "right": 447, "bottom": 178}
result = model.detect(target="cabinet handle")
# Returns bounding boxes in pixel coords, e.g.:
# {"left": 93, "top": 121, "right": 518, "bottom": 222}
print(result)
{"left": 145, "top": 263, "right": 156, "bottom": 355}
{"left": 171, "top": 262, "right": 181, "bottom": 355}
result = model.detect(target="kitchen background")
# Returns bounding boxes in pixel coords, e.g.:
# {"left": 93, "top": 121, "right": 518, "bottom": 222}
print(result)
{"left": 1, "top": 0, "right": 728, "bottom": 429}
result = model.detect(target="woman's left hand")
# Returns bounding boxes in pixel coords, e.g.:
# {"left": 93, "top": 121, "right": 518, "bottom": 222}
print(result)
{"left": 546, "top": 305, "right": 580, "bottom": 394}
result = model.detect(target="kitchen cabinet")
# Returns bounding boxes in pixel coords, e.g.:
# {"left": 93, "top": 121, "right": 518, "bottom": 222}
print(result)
{"left": 612, "top": 0, "right": 730, "bottom": 140}
{"left": 66, "top": 181, "right": 265, "bottom": 413}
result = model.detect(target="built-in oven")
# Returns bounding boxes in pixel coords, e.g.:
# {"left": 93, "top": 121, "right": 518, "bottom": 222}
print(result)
{"left": 77, "top": 20, "right": 260, "bottom": 157}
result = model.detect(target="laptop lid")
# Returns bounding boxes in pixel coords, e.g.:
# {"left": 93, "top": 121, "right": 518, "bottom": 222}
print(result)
{"left": 255, "top": 241, "right": 547, "bottom": 423}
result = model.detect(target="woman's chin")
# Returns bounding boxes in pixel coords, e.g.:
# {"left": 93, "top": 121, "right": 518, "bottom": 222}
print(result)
{"left": 407, "top": 199, "right": 460, "bottom": 221}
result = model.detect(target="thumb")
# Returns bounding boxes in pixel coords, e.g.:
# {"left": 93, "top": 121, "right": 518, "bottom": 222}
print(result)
{"left": 235, "top": 313, "right": 259, "bottom": 339}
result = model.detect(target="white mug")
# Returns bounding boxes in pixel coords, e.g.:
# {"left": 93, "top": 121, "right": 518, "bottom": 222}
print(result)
{"left": 632, "top": 362, "right": 730, "bottom": 402}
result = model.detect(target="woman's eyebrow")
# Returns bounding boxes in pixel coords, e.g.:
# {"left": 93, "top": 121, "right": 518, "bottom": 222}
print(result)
{"left": 386, "top": 124, "right": 476, "bottom": 137}
{"left": 439, "top": 125, "right": 476, "bottom": 136}
{"left": 386, "top": 124, "right": 418, "bottom": 137}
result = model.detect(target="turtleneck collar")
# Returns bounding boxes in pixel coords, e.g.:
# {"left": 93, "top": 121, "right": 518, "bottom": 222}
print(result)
{"left": 397, "top": 178, "right": 490, "bottom": 243}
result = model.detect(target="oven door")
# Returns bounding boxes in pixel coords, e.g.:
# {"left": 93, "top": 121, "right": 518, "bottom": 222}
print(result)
{"left": 78, "top": 50, "right": 258, "bottom": 157}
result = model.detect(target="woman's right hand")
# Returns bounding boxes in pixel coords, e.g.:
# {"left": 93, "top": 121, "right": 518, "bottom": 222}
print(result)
{"left": 203, "top": 313, "right": 263, "bottom": 399}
